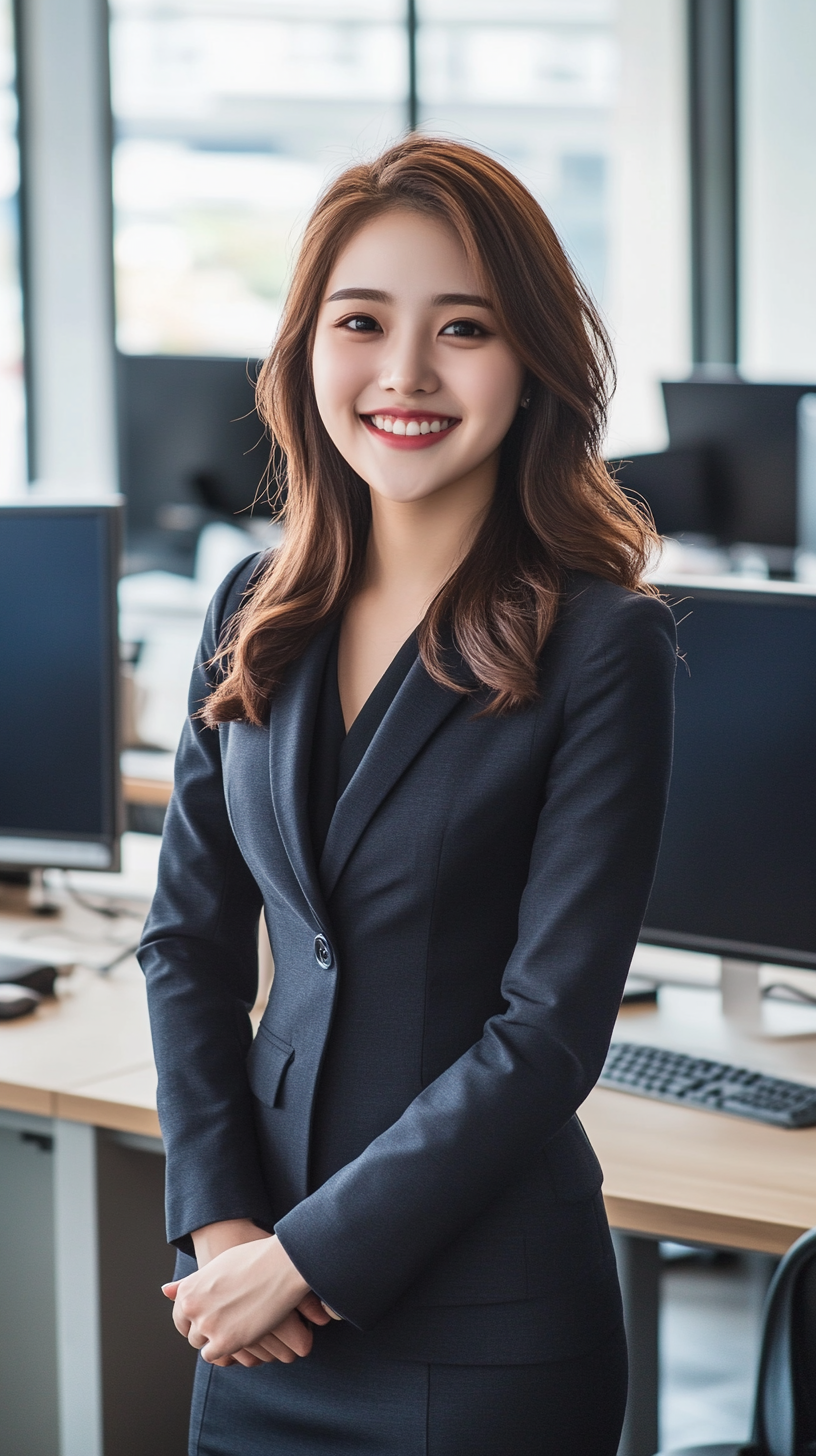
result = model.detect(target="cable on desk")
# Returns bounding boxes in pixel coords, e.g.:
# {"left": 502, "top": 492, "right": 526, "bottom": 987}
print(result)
{"left": 64, "top": 885, "right": 144, "bottom": 921}
{"left": 98, "top": 943, "right": 141, "bottom": 975}
{"left": 763, "top": 982, "right": 816, "bottom": 1007}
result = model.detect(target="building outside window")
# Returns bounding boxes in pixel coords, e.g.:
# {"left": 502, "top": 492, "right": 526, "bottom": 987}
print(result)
{"left": 109, "top": 0, "right": 407, "bottom": 359}
{"left": 109, "top": 0, "right": 689, "bottom": 456}
{"left": 415, "top": 0, "right": 690, "bottom": 452}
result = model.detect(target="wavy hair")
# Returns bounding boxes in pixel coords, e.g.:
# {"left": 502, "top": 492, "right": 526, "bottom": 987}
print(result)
{"left": 201, "top": 134, "right": 658, "bottom": 726}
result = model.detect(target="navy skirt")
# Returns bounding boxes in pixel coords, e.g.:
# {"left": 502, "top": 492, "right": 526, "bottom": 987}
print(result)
{"left": 189, "top": 1318, "right": 627, "bottom": 1456}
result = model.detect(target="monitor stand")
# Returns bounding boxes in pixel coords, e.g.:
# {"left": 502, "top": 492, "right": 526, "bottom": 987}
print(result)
{"left": 0, "top": 867, "right": 61, "bottom": 918}
{"left": 720, "top": 958, "right": 816, "bottom": 1039}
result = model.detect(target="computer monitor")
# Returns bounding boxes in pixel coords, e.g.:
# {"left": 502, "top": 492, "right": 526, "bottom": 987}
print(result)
{"left": 606, "top": 447, "right": 715, "bottom": 538}
{"left": 117, "top": 354, "right": 275, "bottom": 573}
{"left": 0, "top": 500, "right": 122, "bottom": 871}
{"left": 662, "top": 379, "right": 816, "bottom": 547}
{"left": 642, "top": 579, "right": 816, "bottom": 971}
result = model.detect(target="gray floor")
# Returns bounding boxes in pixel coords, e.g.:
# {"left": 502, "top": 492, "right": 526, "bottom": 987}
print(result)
{"left": 659, "top": 1250, "right": 773, "bottom": 1451}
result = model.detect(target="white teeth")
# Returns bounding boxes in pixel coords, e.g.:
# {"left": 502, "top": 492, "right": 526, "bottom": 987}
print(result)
{"left": 368, "top": 414, "right": 454, "bottom": 435}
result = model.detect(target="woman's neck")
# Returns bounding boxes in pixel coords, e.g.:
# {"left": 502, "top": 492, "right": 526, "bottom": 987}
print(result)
{"left": 337, "top": 454, "right": 499, "bottom": 729}
{"left": 363, "top": 453, "right": 498, "bottom": 615}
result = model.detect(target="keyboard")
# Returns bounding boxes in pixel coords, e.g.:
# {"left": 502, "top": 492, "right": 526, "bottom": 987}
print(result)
{"left": 600, "top": 1041, "right": 816, "bottom": 1128}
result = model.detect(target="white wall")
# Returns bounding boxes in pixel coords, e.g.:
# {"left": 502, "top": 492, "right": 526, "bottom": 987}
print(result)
{"left": 739, "top": 0, "right": 816, "bottom": 383}
{"left": 19, "top": 0, "right": 118, "bottom": 492}
{"left": 604, "top": 0, "right": 691, "bottom": 455}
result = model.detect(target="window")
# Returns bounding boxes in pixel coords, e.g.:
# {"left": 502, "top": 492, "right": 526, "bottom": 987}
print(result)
{"left": 739, "top": 0, "right": 816, "bottom": 382}
{"left": 0, "top": 0, "right": 24, "bottom": 497}
{"left": 109, "top": 0, "right": 407, "bottom": 357}
{"left": 109, "top": 0, "right": 690, "bottom": 452}
{"left": 418, "top": 0, "right": 690, "bottom": 453}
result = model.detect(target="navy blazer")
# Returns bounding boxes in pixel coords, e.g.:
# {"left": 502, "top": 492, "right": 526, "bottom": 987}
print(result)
{"left": 139, "top": 556, "right": 676, "bottom": 1364}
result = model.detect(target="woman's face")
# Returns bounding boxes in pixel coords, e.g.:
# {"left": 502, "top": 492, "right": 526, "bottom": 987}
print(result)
{"left": 312, "top": 209, "right": 526, "bottom": 505}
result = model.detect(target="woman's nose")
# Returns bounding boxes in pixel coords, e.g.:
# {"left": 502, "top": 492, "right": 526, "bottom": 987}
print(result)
{"left": 378, "top": 330, "right": 439, "bottom": 398}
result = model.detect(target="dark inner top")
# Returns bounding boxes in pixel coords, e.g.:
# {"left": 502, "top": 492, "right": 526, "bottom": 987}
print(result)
{"left": 308, "top": 621, "right": 419, "bottom": 865}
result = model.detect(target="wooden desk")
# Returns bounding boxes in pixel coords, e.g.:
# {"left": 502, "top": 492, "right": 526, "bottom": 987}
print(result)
{"left": 10, "top": 973, "right": 810, "bottom": 1260}
{"left": 580, "top": 986, "right": 816, "bottom": 1454}
{"left": 122, "top": 774, "right": 172, "bottom": 809}
{"left": 0, "top": 961, "right": 158, "bottom": 1133}
{"left": 582, "top": 986, "right": 816, "bottom": 1256}
{"left": 0, "top": 891, "right": 183, "bottom": 1456}
{"left": 4, "top": 907, "right": 816, "bottom": 1456}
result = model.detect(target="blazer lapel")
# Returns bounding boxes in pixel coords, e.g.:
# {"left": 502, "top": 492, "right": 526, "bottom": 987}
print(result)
{"left": 268, "top": 621, "right": 336, "bottom": 930}
{"left": 319, "top": 656, "right": 467, "bottom": 900}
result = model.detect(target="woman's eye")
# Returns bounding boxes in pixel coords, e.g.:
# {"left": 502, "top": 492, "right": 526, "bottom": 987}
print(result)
{"left": 440, "top": 319, "right": 486, "bottom": 338}
{"left": 341, "top": 315, "right": 381, "bottom": 333}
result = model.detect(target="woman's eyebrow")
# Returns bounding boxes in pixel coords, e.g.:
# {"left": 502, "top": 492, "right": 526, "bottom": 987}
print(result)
{"left": 324, "top": 288, "right": 493, "bottom": 308}
{"left": 326, "top": 287, "right": 390, "bottom": 303}
{"left": 432, "top": 293, "right": 493, "bottom": 308}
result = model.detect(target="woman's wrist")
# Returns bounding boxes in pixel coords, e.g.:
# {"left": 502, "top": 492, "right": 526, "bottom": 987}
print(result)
{"left": 191, "top": 1217, "right": 269, "bottom": 1267}
{"left": 261, "top": 1235, "right": 311, "bottom": 1306}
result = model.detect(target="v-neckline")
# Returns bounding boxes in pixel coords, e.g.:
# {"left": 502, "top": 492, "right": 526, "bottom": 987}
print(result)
{"left": 338, "top": 630, "right": 419, "bottom": 793}
{"left": 307, "top": 625, "right": 419, "bottom": 868}
{"left": 341, "top": 629, "right": 418, "bottom": 733}
{"left": 339, "top": 627, "right": 420, "bottom": 736}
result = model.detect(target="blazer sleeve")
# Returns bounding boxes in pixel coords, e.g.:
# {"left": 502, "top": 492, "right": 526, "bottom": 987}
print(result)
{"left": 138, "top": 554, "right": 273, "bottom": 1253}
{"left": 274, "top": 588, "right": 676, "bottom": 1328}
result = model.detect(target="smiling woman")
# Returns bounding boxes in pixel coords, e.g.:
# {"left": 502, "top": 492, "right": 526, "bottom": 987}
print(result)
{"left": 201, "top": 134, "right": 658, "bottom": 729}
{"left": 141, "top": 134, "right": 676, "bottom": 1456}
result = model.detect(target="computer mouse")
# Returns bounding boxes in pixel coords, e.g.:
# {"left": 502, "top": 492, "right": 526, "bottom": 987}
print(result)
{"left": 0, "top": 983, "right": 41, "bottom": 1019}
{"left": 0, "top": 953, "right": 58, "bottom": 996}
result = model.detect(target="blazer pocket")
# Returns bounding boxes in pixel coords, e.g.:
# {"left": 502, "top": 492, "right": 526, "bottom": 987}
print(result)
{"left": 246, "top": 1026, "right": 294, "bottom": 1109}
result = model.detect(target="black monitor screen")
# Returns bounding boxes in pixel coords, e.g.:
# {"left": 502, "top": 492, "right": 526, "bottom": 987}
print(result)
{"left": 0, "top": 503, "right": 121, "bottom": 869}
{"left": 117, "top": 353, "right": 273, "bottom": 573}
{"left": 662, "top": 380, "right": 816, "bottom": 547}
{"left": 643, "top": 584, "right": 816, "bottom": 968}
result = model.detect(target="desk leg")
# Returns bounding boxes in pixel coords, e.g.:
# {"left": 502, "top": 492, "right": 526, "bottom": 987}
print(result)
{"left": 53, "top": 1120, "right": 103, "bottom": 1456}
{"left": 612, "top": 1231, "right": 660, "bottom": 1456}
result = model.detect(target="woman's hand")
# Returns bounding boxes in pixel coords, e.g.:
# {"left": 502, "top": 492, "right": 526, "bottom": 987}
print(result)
{"left": 162, "top": 1233, "right": 327, "bottom": 1365}
{"left": 170, "top": 1218, "right": 286, "bottom": 1367}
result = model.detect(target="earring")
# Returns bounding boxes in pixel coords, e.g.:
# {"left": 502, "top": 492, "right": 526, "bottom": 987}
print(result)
{"left": 520, "top": 392, "right": 531, "bottom": 409}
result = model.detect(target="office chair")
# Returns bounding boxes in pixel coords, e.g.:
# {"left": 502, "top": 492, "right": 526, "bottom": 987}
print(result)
{"left": 653, "top": 1224, "right": 816, "bottom": 1456}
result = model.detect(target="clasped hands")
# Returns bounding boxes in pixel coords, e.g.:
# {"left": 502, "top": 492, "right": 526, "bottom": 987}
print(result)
{"left": 162, "top": 1218, "right": 340, "bottom": 1368}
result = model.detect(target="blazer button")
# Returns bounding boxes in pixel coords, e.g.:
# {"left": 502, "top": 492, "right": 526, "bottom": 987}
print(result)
{"left": 314, "top": 934, "right": 333, "bottom": 970}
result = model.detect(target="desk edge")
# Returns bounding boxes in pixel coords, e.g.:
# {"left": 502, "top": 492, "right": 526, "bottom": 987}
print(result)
{"left": 604, "top": 1193, "right": 807, "bottom": 1255}
{"left": 55, "top": 1091, "right": 161, "bottom": 1139}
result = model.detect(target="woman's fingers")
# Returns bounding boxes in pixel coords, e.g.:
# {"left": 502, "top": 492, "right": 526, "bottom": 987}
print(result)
{"left": 270, "top": 1311, "right": 314, "bottom": 1358}
{"left": 255, "top": 1329, "right": 302, "bottom": 1362}
{"left": 241, "top": 1342, "right": 279, "bottom": 1364}
{"left": 297, "top": 1291, "right": 332, "bottom": 1325}
{"left": 201, "top": 1333, "right": 295, "bottom": 1366}
{"left": 172, "top": 1304, "right": 192, "bottom": 1339}
{"left": 228, "top": 1348, "right": 264, "bottom": 1368}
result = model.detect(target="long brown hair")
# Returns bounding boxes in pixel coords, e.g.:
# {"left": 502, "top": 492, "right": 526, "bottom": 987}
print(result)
{"left": 202, "top": 134, "right": 658, "bottom": 726}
